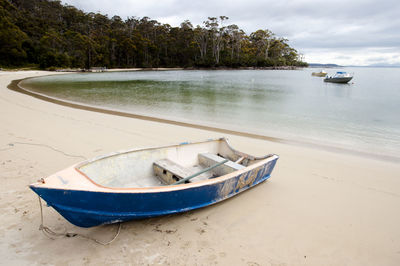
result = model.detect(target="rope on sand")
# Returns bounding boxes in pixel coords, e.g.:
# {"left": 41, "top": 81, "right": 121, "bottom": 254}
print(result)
{"left": 5, "top": 141, "right": 120, "bottom": 244}
{"left": 38, "top": 196, "right": 121, "bottom": 245}
{"left": 3, "top": 142, "right": 87, "bottom": 160}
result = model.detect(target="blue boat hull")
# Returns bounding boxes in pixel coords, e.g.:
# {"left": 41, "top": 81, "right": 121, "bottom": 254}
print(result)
{"left": 30, "top": 158, "right": 277, "bottom": 227}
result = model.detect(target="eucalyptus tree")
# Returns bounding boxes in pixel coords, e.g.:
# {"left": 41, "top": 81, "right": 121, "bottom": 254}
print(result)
{"left": 225, "top": 24, "right": 245, "bottom": 65}
{"left": 268, "top": 37, "right": 292, "bottom": 65}
{"left": 176, "top": 20, "right": 196, "bottom": 66}
{"left": 135, "top": 16, "right": 160, "bottom": 67}
{"left": 90, "top": 13, "right": 111, "bottom": 67}
{"left": 204, "top": 16, "right": 228, "bottom": 65}
{"left": 249, "top": 29, "right": 274, "bottom": 63}
{"left": 108, "top": 15, "right": 125, "bottom": 67}
{"left": 193, "top": 25, "right": 208, "bottom": 63}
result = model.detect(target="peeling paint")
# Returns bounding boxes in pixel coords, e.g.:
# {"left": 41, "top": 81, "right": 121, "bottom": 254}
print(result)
{"left": 235, "top": 166, "right": 261, "bottom": 191}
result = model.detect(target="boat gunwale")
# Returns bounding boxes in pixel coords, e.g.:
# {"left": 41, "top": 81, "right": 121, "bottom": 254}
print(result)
{"left": 75, "top": 137, "right": 271, "bottom": 168}
{"left": 32, "top": 138, "right": 278, "bottom": 193}
{"left": 74, "top": 155, "right": 278, "bottom": 193}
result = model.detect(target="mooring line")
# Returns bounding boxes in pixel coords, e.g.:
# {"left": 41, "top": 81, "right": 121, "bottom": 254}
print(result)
{"left": 3, "top": 142, "right": 87, "bottom": 160}
{"left": 38, "top": 197, "right": 121, "bottom": 245}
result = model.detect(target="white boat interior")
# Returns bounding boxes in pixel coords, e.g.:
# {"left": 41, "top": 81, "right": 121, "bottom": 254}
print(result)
{"left": 77, "top": 138, "right": 269, "bottom": 188}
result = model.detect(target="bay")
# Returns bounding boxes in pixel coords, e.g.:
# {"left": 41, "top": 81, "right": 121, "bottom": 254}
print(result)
{"left": 20, "top": 68, "right": 400, "bottom": 159}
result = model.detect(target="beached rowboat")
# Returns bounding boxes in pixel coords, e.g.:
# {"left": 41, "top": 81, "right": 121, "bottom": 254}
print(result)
{"left": 30, "top": 138, "right": 279, "bottom": 227}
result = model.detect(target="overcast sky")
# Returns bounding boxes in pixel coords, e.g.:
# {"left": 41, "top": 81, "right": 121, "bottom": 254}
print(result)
{"left": 62, "top": 0, "right": 400, "bottom": 66}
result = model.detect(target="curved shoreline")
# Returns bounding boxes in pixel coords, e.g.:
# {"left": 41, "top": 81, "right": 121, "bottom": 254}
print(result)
{"left": 9, "top": 77, "right": 400, "bottom": 163}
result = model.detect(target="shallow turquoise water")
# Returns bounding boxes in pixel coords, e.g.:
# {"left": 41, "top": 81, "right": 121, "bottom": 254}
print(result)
{"left": 21, "top": 68, "right": 400, "bottom": 159}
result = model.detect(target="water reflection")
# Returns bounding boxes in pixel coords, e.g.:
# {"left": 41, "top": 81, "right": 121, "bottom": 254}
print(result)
{"left": 323, "top": 83, "right": 353, "bottom": 98}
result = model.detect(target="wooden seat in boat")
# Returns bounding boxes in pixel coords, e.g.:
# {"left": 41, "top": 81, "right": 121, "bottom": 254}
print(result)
{"left": 153, "top": 159, "right": 213, "bottom": 185}
{"left": 154, "top": 159, "right": 191, "bottom": 184}
{"left": 198, "top": 153, "right": 245, "bottom": 176}
{"left": 154, "top": 153, "right": 245, "bottom": 185}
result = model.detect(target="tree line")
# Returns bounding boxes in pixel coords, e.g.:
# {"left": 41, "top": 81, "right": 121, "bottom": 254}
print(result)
{"left": 0, "top": 0, "right": 308, "bottom": 69}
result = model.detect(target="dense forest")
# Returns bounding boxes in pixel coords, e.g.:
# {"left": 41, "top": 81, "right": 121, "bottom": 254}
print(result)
{"left": 0, "top": 0, "right": 308, "bottom": 69}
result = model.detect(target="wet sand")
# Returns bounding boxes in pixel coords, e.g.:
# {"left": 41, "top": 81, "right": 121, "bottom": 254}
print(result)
{"left": 0, "top": 71, "right": 399, "bottom": 265}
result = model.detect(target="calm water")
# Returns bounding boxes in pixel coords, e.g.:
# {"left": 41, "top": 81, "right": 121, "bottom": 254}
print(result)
{"left": 21, "top": 68, "right": 400, "bottom": 159}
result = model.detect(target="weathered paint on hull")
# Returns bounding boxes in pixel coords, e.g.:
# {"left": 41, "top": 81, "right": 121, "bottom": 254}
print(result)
{"left": 30, "top": 159, "right": 277, "bottom": 227}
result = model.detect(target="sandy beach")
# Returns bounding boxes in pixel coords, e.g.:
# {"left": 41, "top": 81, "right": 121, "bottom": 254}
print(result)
{"left": 0, "top": 71, "right": 399, "bottom": 265}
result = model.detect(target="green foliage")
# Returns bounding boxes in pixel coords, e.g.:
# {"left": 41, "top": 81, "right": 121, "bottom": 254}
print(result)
{"left": 0, "top": 0, "right": 29, "bottom": 66}
{"left": 1, "top": 0, "right": 307, "bottom": 69}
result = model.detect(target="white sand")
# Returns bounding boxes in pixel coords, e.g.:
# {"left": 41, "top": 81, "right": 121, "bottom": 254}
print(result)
{"left": 0, "top": 71, "right": 399, "bottom": 265}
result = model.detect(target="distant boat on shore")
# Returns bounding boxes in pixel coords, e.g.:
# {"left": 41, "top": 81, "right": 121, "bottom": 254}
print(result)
{"left": 312, "top": 70, "right": 327, "bottom": 77}
{"left": 324, "top": 71, "right": 353, "bottom": 83}
{"left": 30, "top": 138, "right": 279, "bottom": 227}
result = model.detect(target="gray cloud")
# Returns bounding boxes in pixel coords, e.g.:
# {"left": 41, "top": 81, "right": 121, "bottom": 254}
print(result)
{"left": 62, "top": 0, "right": 400, "bottom": 65}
